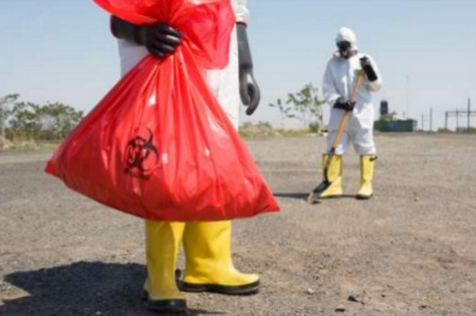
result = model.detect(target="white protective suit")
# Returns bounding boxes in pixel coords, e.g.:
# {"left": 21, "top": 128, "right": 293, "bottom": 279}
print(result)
{"left": 118, "top": 0, "right": 248, "bottom": 129}
{"left": 323, "top": 27, "right": 382, "bottom": 155}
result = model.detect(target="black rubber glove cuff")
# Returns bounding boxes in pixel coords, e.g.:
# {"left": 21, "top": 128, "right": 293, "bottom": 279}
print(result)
{"left": 237, "top": 23, "right": 253, "bottom": 73}
{"left": 110, "top": 16, "right": 144, "bottom": 44}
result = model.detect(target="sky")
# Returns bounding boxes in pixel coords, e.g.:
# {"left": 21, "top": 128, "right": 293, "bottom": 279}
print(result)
{"left": 1, "top": 0, "right": 475, "bottom": 131}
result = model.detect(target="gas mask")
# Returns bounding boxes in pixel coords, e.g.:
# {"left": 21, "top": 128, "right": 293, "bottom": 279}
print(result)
{"left": 336, "top": 40, "right": 352, "bottom": 59}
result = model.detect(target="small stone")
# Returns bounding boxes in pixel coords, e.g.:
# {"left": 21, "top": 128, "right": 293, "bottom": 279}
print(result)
{"left": 335, "top": 306, "right": 346, "bottom": 312}
{"left": 306, "top": 288, "right": 315, "bottom": 294}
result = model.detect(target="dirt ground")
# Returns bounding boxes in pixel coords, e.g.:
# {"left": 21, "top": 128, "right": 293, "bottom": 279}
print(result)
{"left": 1, "top": 133, "right": 475, "bottom": 316}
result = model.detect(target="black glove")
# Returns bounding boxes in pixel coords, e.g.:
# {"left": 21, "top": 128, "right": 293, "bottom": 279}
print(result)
{"left": 333, "top": 97, "right": 356, "bottom": 112}
{"left": 110, "top": 16, "right": 181, "bottom": 58}
{"left": 360, "top": 56, "right": 378, "bottom": 82}
{"left": 237, "top": 23, "right": 260, "bottom": 116}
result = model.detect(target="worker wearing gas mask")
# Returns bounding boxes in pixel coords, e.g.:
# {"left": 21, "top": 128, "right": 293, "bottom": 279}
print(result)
{"left": 110, "top": 1, "right": 261, "bottom": 314}
{"left": 319, "top": 27, "right": 382, "bottom": 200}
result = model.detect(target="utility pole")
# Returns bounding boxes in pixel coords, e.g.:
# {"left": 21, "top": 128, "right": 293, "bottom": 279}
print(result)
{"left": 430, "top": 107, "right": 433, "bottom": 132}
{"left": 468, "top": 98, "right": 471, "bottom": 131}
{"left": 406, "top": 75, "right": 410, "bottom": 120}
{"left": 421, "top": 113, "right": 424, "bottom": 131}
{"left": 456, "top": 110, "right": 459, "bottom": 129}
{"left": 0, "top": 107, "right": 4, "bottom": 138}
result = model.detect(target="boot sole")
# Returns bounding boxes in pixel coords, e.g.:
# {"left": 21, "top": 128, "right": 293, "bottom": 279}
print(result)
{"left": 356, "top": 194, "right": 373, "bottom": 200}
{"left": 143, "top": 298, "right": 189, "bottom": 315}
{"left": 180, "top": 280, "right": 260, "bottom": 295}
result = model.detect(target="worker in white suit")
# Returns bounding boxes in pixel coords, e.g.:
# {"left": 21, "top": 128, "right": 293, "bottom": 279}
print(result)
{"left": 110, "top": 1, "right": 261, "bottom": 314}
{"left": 319, "top": 27, "right": 382, "bottom": 200}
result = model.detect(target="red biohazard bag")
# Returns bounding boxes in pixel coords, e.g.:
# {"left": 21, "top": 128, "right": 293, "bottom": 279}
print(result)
{"left": 45, "top": 0, "right": 280, "bottom": 221}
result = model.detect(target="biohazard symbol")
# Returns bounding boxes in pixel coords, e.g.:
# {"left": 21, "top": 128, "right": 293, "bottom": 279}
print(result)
{"left": 124, "top": 127, "right": 159, "bottom": 178}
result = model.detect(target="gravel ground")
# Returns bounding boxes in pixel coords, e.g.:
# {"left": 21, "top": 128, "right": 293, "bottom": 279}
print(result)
{"left": 1, "top": 133, "right": 475, "bottom": 316}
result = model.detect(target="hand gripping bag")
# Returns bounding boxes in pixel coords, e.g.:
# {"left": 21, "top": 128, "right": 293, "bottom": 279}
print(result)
{"left": 45, "top": 0, "right": 280, "bottom": 221}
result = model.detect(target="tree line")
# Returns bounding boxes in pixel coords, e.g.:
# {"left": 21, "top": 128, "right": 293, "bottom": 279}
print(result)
{"left": 0, "top": 83, "right": 325, "bottom": 144}
{"left": 0, "top": 94, "right": 83, "bottom": 141}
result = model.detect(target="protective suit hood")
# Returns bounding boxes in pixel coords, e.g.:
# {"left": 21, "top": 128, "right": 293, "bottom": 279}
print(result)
{"left": 335, "top": 27, "right": 358, "bottom": 55}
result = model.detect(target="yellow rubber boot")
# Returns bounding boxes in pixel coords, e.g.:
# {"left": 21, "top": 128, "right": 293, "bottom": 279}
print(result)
{"left": 143, "top": 220, "right": 188, "bottom": 313}
{"left": 319, "top": 154, "right": 343, "bottom": 198}
{"left": 356, "top": 155, "right": 375, "bottom": 199}
{"left": 181, "top": 220, "right": 260, "bottom": 295}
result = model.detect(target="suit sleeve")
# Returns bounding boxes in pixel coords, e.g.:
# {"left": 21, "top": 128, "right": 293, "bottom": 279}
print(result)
{"left": 235, "top": 0, "right": 250, "bottom": 24}
{"left": 323, "top": 60, "right": 340, "bottom": 106}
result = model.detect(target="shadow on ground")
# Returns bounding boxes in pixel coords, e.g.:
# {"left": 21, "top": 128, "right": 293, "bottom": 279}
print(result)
{"left": 274, "top": 192, "right": 357, "bottom": 201}
{"left": 273, "top": 192, "right": 309, "bottom": 201}
{"left": 2, "top": 261, "right": 223, "bottom": 316}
